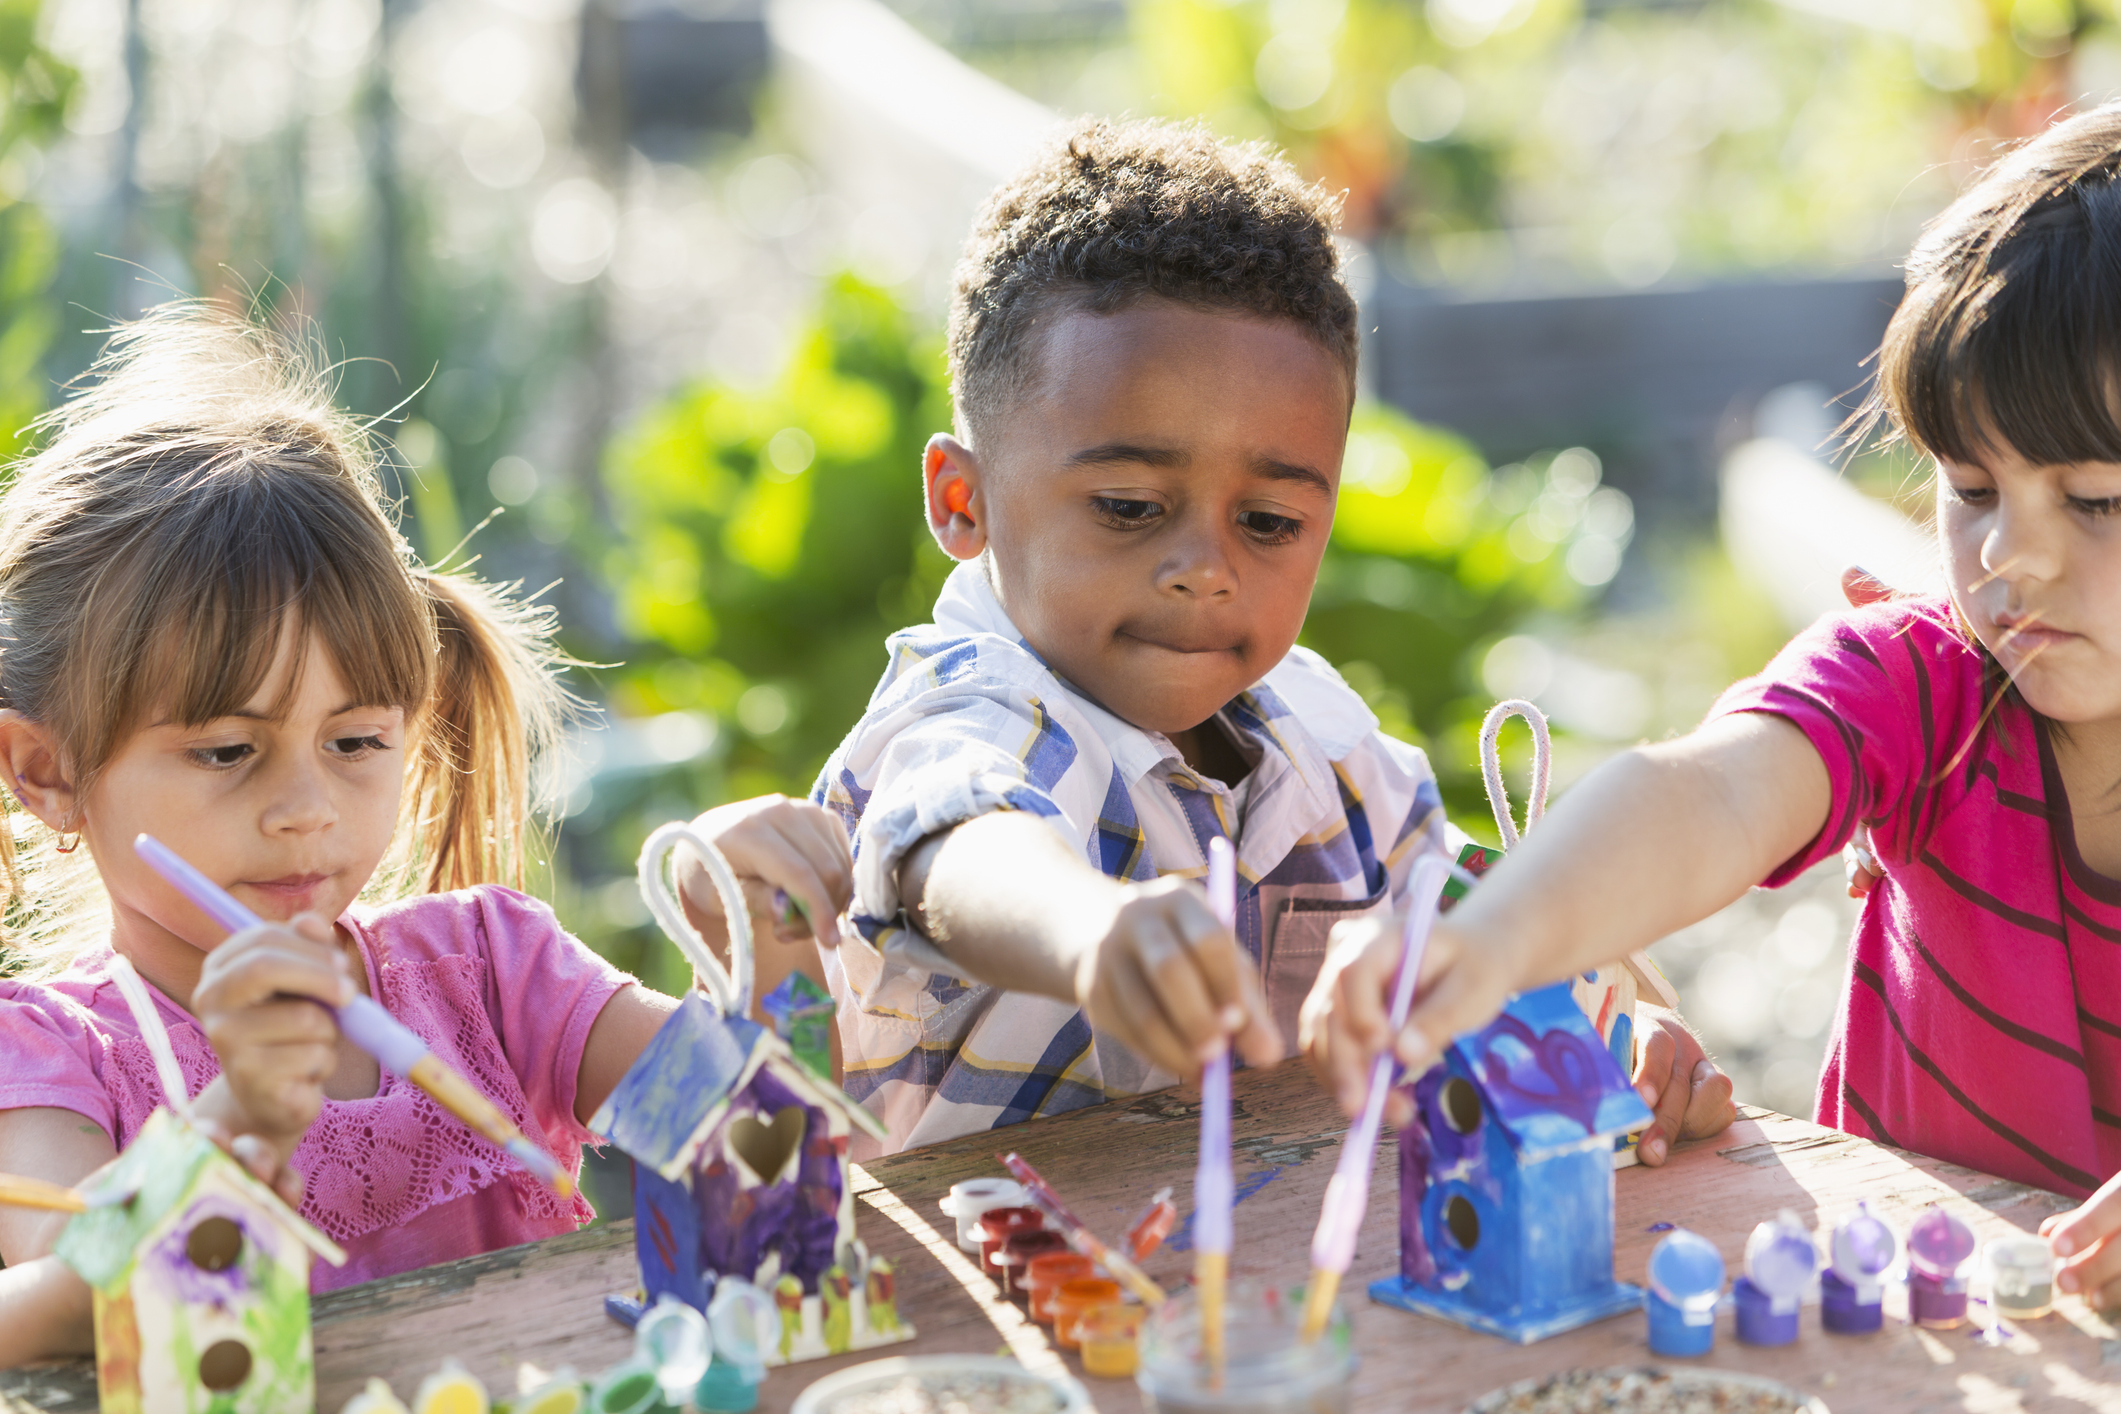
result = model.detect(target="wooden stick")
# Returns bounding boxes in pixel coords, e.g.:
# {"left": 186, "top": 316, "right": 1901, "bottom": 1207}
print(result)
{"left": 0, "top": 1174, "right": 87, "bottom": 1213}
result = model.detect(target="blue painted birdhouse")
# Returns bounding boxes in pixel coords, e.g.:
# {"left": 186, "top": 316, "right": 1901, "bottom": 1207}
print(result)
{"left": 1369, "top": 981, "right": 1654, "bottom": 1343}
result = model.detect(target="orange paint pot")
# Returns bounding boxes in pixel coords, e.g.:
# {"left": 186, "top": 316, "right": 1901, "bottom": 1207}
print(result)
{"left": 1023, "top": 1253, "right": 1094, "bottom": 1323}
{"left": 1052, "top": 1277, "right": 1122, "bottom": 1351}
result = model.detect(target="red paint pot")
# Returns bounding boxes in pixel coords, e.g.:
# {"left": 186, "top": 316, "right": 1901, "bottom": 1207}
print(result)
{"left": 971, "top": 1206, "right": 1044, "bottom": 1277}
{"left": 999, "top": 1229, "right": 1072, "bottom": 1299}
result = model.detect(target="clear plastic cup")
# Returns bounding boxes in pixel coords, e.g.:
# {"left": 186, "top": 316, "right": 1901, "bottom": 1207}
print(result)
{"left": 1137, "top": 1281, "right": 1354, "bottom": 1414}
{"left": 1984, "top": 1236, "right": 2055, "bottom": 1320}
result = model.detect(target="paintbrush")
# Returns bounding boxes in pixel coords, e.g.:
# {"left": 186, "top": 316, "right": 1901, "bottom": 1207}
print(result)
{"left": 1196, "top": 836, "right": 1237, "bottom": 1387}
{"left": 0, "top": 1173, "right": 94, "bottom": 1213}
{"left": 1000, "top": 1151, "right": 1168, "bottom": 1306}
{"left": 133, "top": 834, "right": 573, "bottom": 1198}
{"left": 1297, "top": 851, "right": 1450, "bottom": 1343}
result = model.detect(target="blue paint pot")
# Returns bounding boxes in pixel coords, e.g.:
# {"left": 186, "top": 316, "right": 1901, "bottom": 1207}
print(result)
{"left": 1821, "top": 1204, "right": 1895, "bottom": 1335}
{"left": 1819, "top": 1270, "right": 1881, "bottom": 1334}
{"left": 1733, "top": 1277, "right": 1799, "bottom": 1346}
{"left": 1734, "top": 1211, "right": 1814, "bottom": 1347}
{"left": 1645, "top": 1228, "right": 1724, "bottom": 1358}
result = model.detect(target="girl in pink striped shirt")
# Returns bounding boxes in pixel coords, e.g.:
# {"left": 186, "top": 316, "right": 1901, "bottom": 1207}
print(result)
{"left": 0, "top": 307, "right": 852, "bottom": 1364}
{"left": 1306, "top": 104, "right": 2121, "bottom": 1312}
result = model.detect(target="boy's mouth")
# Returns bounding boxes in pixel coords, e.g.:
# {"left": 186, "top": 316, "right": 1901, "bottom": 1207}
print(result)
{"left": 1117, "top": 628, "right": 1240, "bottom": 656}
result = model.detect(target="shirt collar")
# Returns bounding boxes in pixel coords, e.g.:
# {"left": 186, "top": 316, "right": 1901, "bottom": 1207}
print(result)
{"left": 929, "top": 561, "right": 1369, "bottom": 798}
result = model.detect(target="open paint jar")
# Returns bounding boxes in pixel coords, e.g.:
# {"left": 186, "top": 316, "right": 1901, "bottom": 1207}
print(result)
{"left": 1907, "top": 1207, "right": 1978, "bottom": 1329}
{"left": 1079, "top": 1304, "right": 1145, "bottom": 1380}
{"left": 1000, "top": 1229, "right": 1073, "bottom": 1299}
{"left": 1053, "top": 1277, "right": 1123, "bottom": 1350}
{"left": 973, "top": 1206, "right": 1046, "bottom": 1277}
{"left": 1984, "top": 1235, "right": 2055, "bottom": 1320}
{"left": 1136, "top": 1281, "right": 1354, "bottom": 1414}
{"left": 939, "top": 1178, "right": 1030, "bottom": 1253}
{"left": 1024, "top": 1253, "right": 1095, "bottom": 1324}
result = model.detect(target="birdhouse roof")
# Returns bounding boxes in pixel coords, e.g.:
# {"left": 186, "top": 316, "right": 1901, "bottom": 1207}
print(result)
{"left": 591, "top": 991, "right": 887, "bottom": 1179}
{"left": 54, "top": 1109, "right": 346, "bottom": 1289}
{"left": 1447, "top": 981, "right": 1654, "bottom": 1163}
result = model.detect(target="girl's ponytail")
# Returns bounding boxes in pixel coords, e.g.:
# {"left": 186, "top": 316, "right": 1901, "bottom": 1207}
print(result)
{"left": 395, "top": 569, "right": 575, "bottom": 898}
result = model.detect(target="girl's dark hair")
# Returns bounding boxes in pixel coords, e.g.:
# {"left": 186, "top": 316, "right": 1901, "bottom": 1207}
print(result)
{"left": 1862, "top": 102, "right": 2121, "bottom": 465}
{"left": 0, "top": 305, "right": 570, "bottom": 974}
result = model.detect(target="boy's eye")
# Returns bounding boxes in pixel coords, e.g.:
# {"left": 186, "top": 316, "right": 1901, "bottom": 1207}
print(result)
{"left": 2068, "top": 494, "right": 2121, "bottom": 517}
{"left": 1092, "top": 497, "right": 1163, "bottom": 525}
{"left": 188, "top": 744, "right": 253, "bottom": 769}
{"left": 1239, "top": 510, "right": 1302, "bottom": 543}
{"left": 328, "top": 734, "right": 391, "bottom": 758}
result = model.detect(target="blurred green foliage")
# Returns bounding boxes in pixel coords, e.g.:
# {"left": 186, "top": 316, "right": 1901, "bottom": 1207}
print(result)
{"left": 0, "top": 0, "right": 73, "bottom": 453}
{"left": 596, "top": 273, "right": 1624, "bottom": 835}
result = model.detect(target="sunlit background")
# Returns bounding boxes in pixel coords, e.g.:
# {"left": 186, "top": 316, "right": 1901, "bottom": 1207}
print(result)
{"left": 0, "top": 0, "right": 2105, "bottom": 1146}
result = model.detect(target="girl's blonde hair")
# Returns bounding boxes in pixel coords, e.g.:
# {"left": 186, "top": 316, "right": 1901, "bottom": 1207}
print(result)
{"left": 0, "top": 303, "right": 570, "bottom": 975}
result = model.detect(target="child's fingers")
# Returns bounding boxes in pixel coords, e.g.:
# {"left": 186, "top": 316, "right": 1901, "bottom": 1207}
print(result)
{"left": 1679, "top": 1058, "right": 1736, "bottom": 1140}
{"left": 1158, "top": 882, "right": 1247, "bottom": 1028}
{"left": 1093, "top": 935, "right": 1197, "bottom": 1077}
{"left": 791, "top": 805, "right": 856, "bottom": 911}
{"left": 1231, "top": 958, "right": 1283, "bottom": 1069}
{"left": 2048, "top": 1171, "right": 2121, "bottom": 1261}
{"left": 198, "top": 932, "right": 352, "bottom": 1012}
{"left": 2058, "top": 1229, "right": 2121, "bottom": 1308}
{"left": 1140, "top": 904, "right": 1228, "bottom": 1063}
{"left": 1394, "top": 928, "right": 1509, "bottom": 1076}
{"left": 1630, "top": 1026, "right": 1687, "bottom": 1165}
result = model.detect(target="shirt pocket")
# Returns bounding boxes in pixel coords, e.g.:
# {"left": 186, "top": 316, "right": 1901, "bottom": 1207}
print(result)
{"left": 1264, "top": 883, "right": 1392, "bottom": 1057}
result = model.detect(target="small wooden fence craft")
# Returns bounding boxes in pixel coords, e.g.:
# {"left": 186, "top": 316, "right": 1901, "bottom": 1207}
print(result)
{"left": 591, "top": 822, "right": 907, "bottom": 1366}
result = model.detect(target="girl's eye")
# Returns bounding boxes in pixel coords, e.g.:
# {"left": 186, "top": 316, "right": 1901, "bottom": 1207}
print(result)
{"left": 2068, "top": 494, "right": 2121, "bottom": 517}
{"left": 1239, "top": 510, "right": 1302, "bottom": 543}
{"left": 188, "top": 744, "right": 252, "bottom": 769}
{"left": 1946, "top": 484, "right": 1995, "bottom": 506}
{"left": 328, "top": 734, "right": 391, "bottom": 758}
{"left": 1092, "top": 497, "right": 1163, "bottom": 526}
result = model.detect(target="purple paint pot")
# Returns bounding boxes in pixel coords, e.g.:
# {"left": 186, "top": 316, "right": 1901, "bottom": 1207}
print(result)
{"left": 1734, "top": 1211, "right": 1816, "bottom": 1347}
{"left": 1822, "top": 1204, "right": 1896, "bottom": 1335}
{"left": 1907, "top": 1207, "right": 1976, "bottom": 1329}
{"left": 1645, "top": 1228, "right": 1724, "bottom": 1358}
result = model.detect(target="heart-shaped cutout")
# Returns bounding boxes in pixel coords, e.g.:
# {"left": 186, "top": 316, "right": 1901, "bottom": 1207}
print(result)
{"left": 727, "top": 1106, "right": 806, "bottom": 1185}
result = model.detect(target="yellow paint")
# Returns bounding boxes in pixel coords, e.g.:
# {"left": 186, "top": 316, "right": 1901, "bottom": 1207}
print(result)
{"left": 412, "top": 1360, "right": 492, "bottom": 1414}
{"left": 515, "top": 1386, "right": 585, "bottom": 1414}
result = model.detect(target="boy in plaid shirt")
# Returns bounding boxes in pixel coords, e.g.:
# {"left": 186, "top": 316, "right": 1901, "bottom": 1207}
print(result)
{"left": 814, "top": 118, "right": 1724, "bottom": 1154}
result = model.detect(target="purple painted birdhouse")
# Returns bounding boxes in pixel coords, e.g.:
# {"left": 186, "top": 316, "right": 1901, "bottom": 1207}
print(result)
{"left": 1369, "top": 981, "right": 1653, "bottom": 1343}
{"left": 593, "top": 823, "right": 908, "bottom": 1366}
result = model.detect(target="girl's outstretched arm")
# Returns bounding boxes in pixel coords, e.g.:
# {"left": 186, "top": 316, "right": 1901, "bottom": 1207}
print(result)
{"left": 1302, "top": 712, "right": 1830, "bottom": 1126}
{"left": 0, "top": 1105, "right": 115, "bottom": 1362}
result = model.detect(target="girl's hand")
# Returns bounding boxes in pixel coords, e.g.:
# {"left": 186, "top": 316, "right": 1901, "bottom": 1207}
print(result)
{"left": 2044, "top": 1169, "right": 2121, "bottom": 1312}
{"left": 676, "top": 795, "right": 854, "bottom": 951}
{"left": 1628, "top": 1006, "right": 1735, "bottom": 1164}
{"left": 1299, "top": 911, "right": 1517, "bottom": 1130}
{"left": 191, "top": 913, "right": 351, "bottom": 1158}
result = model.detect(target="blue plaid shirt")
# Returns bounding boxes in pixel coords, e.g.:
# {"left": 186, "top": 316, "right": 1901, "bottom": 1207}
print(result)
{"left": 813, "top": 562, "right": 1449, "bottom": 1153}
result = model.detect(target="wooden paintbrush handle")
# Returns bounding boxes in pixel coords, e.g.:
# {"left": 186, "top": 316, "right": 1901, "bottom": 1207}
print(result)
{"left": 0, "top": 1173, "right": 87, "bottom": 1213}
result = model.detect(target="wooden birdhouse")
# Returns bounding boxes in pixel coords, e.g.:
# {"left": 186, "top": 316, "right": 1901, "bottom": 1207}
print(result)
{"left": 1368, "top": 981, "right": 1653, "bottom": 1344}
{"left": 593, "top": 823, "right": 910, "bottom": 1367}
{"left": 53, "top": 1107, "right": 347, "bottom": 1412}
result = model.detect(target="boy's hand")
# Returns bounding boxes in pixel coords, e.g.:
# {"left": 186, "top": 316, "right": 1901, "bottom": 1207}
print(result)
{"left": 1074, "top": 876, "right": 1280, "bottom": 1078}
{"left": 677, "top": 795, "right": 853, "bottom": 950}
{"left": 1299, "top": 911, "right": 1518, "bottom": 1129}
{"left": 1629, "top": 1007, "right": 1735, "bottom": 1164}
{"left": 192, "top": 913, "right": 351, "bottom": 1157}
{"left": 2044, "top": 1169, "right": 2121, "bottom": 1311}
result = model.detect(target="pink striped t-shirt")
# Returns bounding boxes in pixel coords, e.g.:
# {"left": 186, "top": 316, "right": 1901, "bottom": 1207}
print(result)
{"left": 0, "top": 885, "right": 633, "bottom": 1290}
{"left": 1714, "top": 597, "right": 2120, "bottom": 1199}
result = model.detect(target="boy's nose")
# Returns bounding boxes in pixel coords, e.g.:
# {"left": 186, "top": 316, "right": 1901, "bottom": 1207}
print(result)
{"left": 1156, "top": 528, "right": 1236, "bottom": 598}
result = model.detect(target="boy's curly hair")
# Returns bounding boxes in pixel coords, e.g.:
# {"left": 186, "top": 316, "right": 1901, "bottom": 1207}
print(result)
{"left": 949, "top": 117, "right": 1359, "bottom": 439}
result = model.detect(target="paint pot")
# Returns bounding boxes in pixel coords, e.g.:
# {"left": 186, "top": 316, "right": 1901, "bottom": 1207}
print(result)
{"left": 412, "top": 1362, "right": 491, "bottom": 1414}
{"left": 1136, "top": 1280, "right": 1354, "bottom": 1414}
{"left": 971, "top": 1206, "right": 1045, "bottom": 1277}
{"left": 1821, "top": 1203, "right": 1896, "bottom": 1335}
{"left": 707, "top": 1278, "right": 776, "bottom": 1385}
{"left": 1080, "top": 1304, "right": 1145, "bottom": 1380}
{"left": 999, "top": 1229, "right": 1072, "bottom": 1299}
{"left": 1983, "top": 1236, "right": 2055, "bottom": 1321}
{"left": 634, "top": 1293, "right": 711, "bottom": 1404}
{"left": 1053, "top": 1277, "right": 1123, "bottom": 1350}
{"left": 589, "top": 1360, "right": 665, "bottom": 1414}
{"left": 1025, "top": 1252, "right": 1095, "bottom": 1324}
{"left": 692, "top": 1358, "right": 759, "bottom": 1414}
{"left": 1645, "top": 1228, "right": 1724, "bottom": 1358}
{"left": 1907, "top": 1207, "right": 1977, "bottom": 1329}
{"left": 1734, "top": 1210, "right": 1817, "bottom": 1347}
{"left": 938, "top": 1178, "right": 1029, "bottom": 1253}
{"left": 513, "top": 1371, "right": 587, "bottom": 1414}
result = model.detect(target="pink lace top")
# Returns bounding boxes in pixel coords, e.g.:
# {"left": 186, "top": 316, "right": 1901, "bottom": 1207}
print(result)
{"left": 0, "top": 886, "right": 634, "bottom": 1291}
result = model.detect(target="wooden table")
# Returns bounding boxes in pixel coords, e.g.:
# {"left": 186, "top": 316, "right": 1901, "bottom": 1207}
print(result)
{"left": 5, "top": 1064, "right": 2116, "bottom": 1412}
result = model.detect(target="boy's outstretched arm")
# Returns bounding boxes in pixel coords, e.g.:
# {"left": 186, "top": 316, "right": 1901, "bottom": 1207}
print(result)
{"left": 1303, "top": 712, "right": 1831, "bottom": 1147}
{"left": 899, "top": 810, "right": 1282, "bottom": 1078}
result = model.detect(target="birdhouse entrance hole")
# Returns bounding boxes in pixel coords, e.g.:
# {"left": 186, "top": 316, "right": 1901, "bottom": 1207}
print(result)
{"left": 1439, "top": 1077, "right": 1482, "bottom": 1135}
{"left": 185, "top": 1217, "right": 243, "bottom": 1272}
{"left": 1444, "top": 1195, "right": 1480, "bottom": 1251}
{"left": 728, "top": 1106, "right": 806, "bottom": 1183}
{"left": 198, "top": 1338, "right": 253, "bottom": 1391}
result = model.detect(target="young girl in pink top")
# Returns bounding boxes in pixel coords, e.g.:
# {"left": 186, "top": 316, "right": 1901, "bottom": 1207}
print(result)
{"left": 0, "top": 308, "right": 854, "bottom": 1363}
{"left": 1305, "top": 104, "right": 2121, "bottom": 1309}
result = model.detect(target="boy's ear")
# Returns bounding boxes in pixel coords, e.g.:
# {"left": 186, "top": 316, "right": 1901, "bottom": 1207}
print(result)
{"left": 0, "top": 711, "right": 77, "bottom": 833}
{"left": 923, "top": 434, "right": 988, "bottom": 562}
